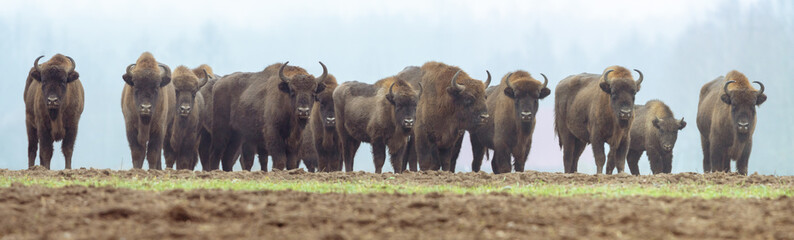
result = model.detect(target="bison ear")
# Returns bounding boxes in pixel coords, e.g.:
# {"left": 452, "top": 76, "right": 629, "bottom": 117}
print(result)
{"left": 315, "top": 83, "right": 326, "bottom": 94}
{"left": 31, "top": 69, "right": 42, "bottom": 82}
{"left": 503, "top": 87, "right": 515, "bottom": 99}
{"left": 678, "top": 118, "right": 687, "bottom": 130}
{"left": 720, "top": 94, "right": 731, "bottom": 105}
{"left": 67, "top": 71, "right": 80, "bottom": 83}
{"left": 122, "top": 73, "right": 134, "bottom": 86}
{"left": 446, "top": 87, "right": 461, "bottom": 97}
{"left": 539, "top": 87, "right": 551, "bottom": 99}
{"left": 279, "top": 82, "right": 291, "bottom": 93}
{"left": 652, "top": 118, "right": 661, "bottom": 129}
{"left": 159, "top": 74, "right": 171, "bottom": 88}
{"left": 599, "top": 82, "right": 611, "bottom": 94}
{"left": 756, "top": 93, "right": 767, "bottom": 106}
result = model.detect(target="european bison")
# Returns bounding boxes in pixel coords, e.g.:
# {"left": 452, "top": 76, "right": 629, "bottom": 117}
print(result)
{"left": 697, "top": 70, "right": 766, "bottom": 175}
{"left": 627, "top": 100, "right": 686, "bottom": 175}
{"left": 210, "top": 62, "right": 327, "bottom": 171}
{"left": 296, "top": 74, "right": 340, "bottom": 172}
{"left": 470, "top": 71, "right": 550, "bottom": 173}
{"left": 334, "top": 76, "right": 422, "bottom": 173}
{"left": 121, "top": 52, "right": 175, "bottom": 170}
{"left": 24, "top": 54, "right": 84, "bottom": 169}
{"left": 163, "top": 66, "right": 209, "bottom": 170}
{"left": 193, "top": 64, "right": 223, "bottom": 171}
{"left": 404, "top": 62, "right": 491, "bottom": 172}
{"left": 555, "top": 66, "right": 643, "bottom": 174}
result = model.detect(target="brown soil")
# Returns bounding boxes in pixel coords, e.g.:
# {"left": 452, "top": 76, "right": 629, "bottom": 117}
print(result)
{"left": 0, "top": 184, "right": 793, "bottom": 240}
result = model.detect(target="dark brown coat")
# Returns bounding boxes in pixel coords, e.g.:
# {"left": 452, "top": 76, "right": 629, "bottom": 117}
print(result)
{"left": 24, "top": 54, "right": 84, "bottom": 169}
{"left": 404, "top": 62, "right": 491, "bottom": 172}
{"left": 469, "top": 71, "right": 550, "bottom": 173}
{"left": 627, "top": 100, "right": 686, "bottom": 175}
{"left": 334, "top": 76, "right": 421, "bottom": 173}
{"left": 193, "top": 64, "right": 224, "bottom": 171}
{"left": 209, "top": 62, "right": 328, "bottom": 171}
{"left": 697, "top": 70, "right": 766, "bottom": 175}
{"left": 554, "top": 66, "right": 643, "bottom": 174}
{"left": 121, "top": 52, "right": 175, "bottom": 170}
{"left": 297, "top": 75, "right": 340, "bottom": 172}
{"left": 163, "top": 66, "right": 209, "bottom": 170}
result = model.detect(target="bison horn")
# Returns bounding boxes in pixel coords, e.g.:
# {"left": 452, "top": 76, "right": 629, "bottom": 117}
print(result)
{"left": 484, "top": 70, "right": 492, "bottom": 88}
{"left": 504, "top": 72, "right": 515, "bottom": 89}
{"left": 451, "top": 70, "right": 464, "bottom": 91}
{"left": 540, "top": 73, "right": 549, "bottom": 88}
{"left": 634, "top": 69, "right": 643, "bottom": 87}
{"left": 125, "top": 64, "right": 136, "bottom": 75}
{"left": 417, "top": 82, "right": 423, "bottom": 97}
{"left": 279, "top": 61, "right": 291, "bottom": 83}
{"left": 753, "top": 81, "right": 764, "bottom": 95}
{"left": 66, "top": 56, "right": 76, "bottom": 73}
{"left": 34, "top": 55, "right": 44, "bottom": 73}
{"left": 602, "top": 69, "right": 614, "bottom": 84}
{"left": 158, "top": 63, "right": 170, "bottom": 76}
{"left": 724, "top": 80, "right": 736, "bottom": 95}
{"left": 389, "top": 82, "right": 396, "bottom": 96}
{"left": 317, "top": 61, "right": 328, "bottom": 84}
{"left": 199, "top": 69, "right": 210, "bottom": 87}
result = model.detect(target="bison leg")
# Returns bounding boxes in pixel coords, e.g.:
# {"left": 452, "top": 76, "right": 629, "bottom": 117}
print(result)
{"left": 61, "top": 125, "right": 78, "bottom": 169}
{"left": 591, "top": 141, "right": 606, "bottom": 174}
{"left": 27, "top": 124, "right": 38, "bottom": 168}
{"left": 646, "top": 149, "right": 662, "bottom": 174}
{"left": 626, "top": 149, "right": 642, "bottom": 175}
{"left": 221, "top": 134, "right": 242, "bottom": 172}
{"left": 240, "top": 142, "right": 256, "bottom": 171}
{"left": 257, "top": 145, "right": 269, "bottom": 171}
{"left": 661, "top": 152, "right": 673, "bottom": 174}
{"left": 513, "top": 140, "right": 531, "bottom": 173}
{"left": 736, "top": 141, "right": 752, "bottom": 175}
{"left": 491, "top": 145, "right": 511, "bottom": 174}
{"left": 708, "top": 142, "right": 729, "bottom": 173}
{"left": 613, "top": 138, "right": 629, "bottom": 174}
{"left": 402, "top": 135, "right": 417, "bottom": 172}
{"left": 145, "top": 132, "right": 164, "bottom": 170}
{"left": 571, "top": 139, "right": 587, "bottom": 172}
{"left": 448, "top": 135, "right": 464, "bottom": 173}
{"left": 470, "top": 134, "right": 486, "bottom": 172}
{"left": 371, "top": 140, "right": 387, "bottom": 174}
{"left": 700, "top": 135, "right": 711, "bottom": 173}
{"left": 38, "top": 126, "right": 54, "bottom": 170}
{"left": 341, "top": 138, "right": 361, "bottom": 172}
{"left": 127, "top": 134, "right": 146, "bottom": 169}
{"left": 389, "top": 146, "right": 406, "bottom": 174}
{"left": 198, "top": 129, "right": 212, "bottom": 171}
{"left": 414, "top": 133, "right": 439, "bottom": 171}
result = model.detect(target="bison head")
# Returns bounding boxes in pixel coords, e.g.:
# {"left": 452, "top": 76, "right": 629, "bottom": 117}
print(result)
{"left": 31, "top": 55, "right": 79, "bottom": 120}
{"left": 503, "top": 72, "right": 551, "bottom": 123}
{"left": 122, "top": 60, "right": 172, "bottom": 124}
{"left": 173, "top": 67, "right": 209, "bottom": 117}
{"left": 599, "top": 68, "right": 642, "bottom": 126}
{"left": 278, "top": 61, "right": 327, "bottom": 121}
{"left": 652, "top": 117, "right": 686, "bottom": 152}
{"left": 386, "top": 80, "right": 422, "bottom": 131}
{"left": 315, "top": 75, "right": 338, "bottom": 129}
{"left": 721, "top": 79, "right": 766, "bottom": 141}
{"left": 447, "top": 70, "right": 491, "bottom": 130}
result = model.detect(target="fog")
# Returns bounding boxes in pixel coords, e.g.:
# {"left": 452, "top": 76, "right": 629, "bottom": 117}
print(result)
{"left": 1, "top": 0, "right": 792, "bottom": 174}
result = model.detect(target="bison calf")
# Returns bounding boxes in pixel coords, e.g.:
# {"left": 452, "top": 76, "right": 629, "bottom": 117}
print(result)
{"left": 627, "top": 100, "right": 686, "bottom": 175}
{"left": 24, "top": 54, "right": 84, "bottom": 169}
{"left": 121, "top": 52, "right": 175, "bottom": 170}
{"left": 164, "top": 66, "right": 209, "bottom": 170}
{"left": 697, "top": 70, "right": 766, "bottom": 175}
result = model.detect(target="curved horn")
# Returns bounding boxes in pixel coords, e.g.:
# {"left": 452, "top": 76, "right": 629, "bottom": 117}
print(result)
{"left": 203, "top": 69, "right": 213, "bottom": 80}
{"left": 540, "top": 73, "right": 549, "bottom": 88}
{"left": 723, "top": 80, "right": 736, "bottom": 95}
{"left": 634, "top": 69, "right": 643, "bottom": 86}
{"left": 279, "top": 61, "right": 290, "bottom": 83}
{"left": 200, "top": 69, "right": 210, "bottom": 86}
{"left": 33, "top": 55, "right": 44, "bottom": 73}
{"left": 317, "top": 61, "right": 328, "bottom": 84}
{"left": 158, "top": 63, "right": 170, "bottom": 76}
{"left": 484, "top": 70, "right": 492, "bottom": 88}
{"left": 389, "top": 82, "right": 396, "bottom": 96}
{"left": 417, "top": 82, "right": 423, "bottom": 97}
{"left": 504, "top": 72, "right": 515, "bottom": 89}
{"left": 602, "top": 69, "right": 614, "bottom": 84}
{"left": 66, "top": 56, "right": 76, "bottom": 73}
{"left": 450, "top": 70, "right": 464, "bottom": 91}
{"left": 125, "top": 64, "right": 136, "bottom": 75}
{"left": 753, "top": 81, "right": 765, "bottom": 95}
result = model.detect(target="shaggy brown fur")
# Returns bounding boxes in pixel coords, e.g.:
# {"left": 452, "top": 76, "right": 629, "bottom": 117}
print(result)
{"left": 334, "top": 75, "right": 421, "bottom": 173}
{"left": 121, "top": 52, "right": 175, "bottom": 170}
{"left": 24, "top": 54, "right": 84, "bottom": 169}
{"left": 193, "top": 65, "right": 225, "bottom": 171}
{"left": 209, "top": 62, "right": 328, "bottom": 171}
{"left": 470, "top": 70, "right": 551, "bottom": 173}
{"left": 627, "top": 100, "right": 686, "bottom": 175}
{"left": 295, "top": 75, "right": 340, "bottom": 172}
{"left": 404, "top": 62, "right": 491, "bottom": 172}
{"left": 697, "top": 70, "right": 766, "bottom": 175}
{"left": 192, "top": 64, "right": 215, "bottom": 80}
{"left": 164, "top": 66, "right": 208, "bottom": 170}
{"left": 554, "top": 66, "right": 643, "bottom": 174}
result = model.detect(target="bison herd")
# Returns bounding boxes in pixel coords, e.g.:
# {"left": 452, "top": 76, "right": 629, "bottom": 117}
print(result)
{"left": 24, "top": 52, "right": 768, "bottom": 175}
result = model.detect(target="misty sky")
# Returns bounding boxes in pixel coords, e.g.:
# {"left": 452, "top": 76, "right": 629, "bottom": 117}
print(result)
{"left": 1, "top": 0, "right": 792, "bottom": 174}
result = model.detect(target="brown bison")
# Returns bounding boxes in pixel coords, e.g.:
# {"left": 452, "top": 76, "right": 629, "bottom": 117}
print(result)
{"left": 334, "top": 76, "right": 422, "bottom": 173}
{"left": 121, "top": 52, "right": 175, "bottom": 170}
{"left": 192, "top": 64, "right": 227, "bottom": 171}
{"left": 555, "top": 66, "right": 643, "bottom": 174}
{"left": 163, "top": 66, "right": 209, "bottom": 170}
{"left": 627, "top": 100, "right": 686, "bottom": 175}
{"left": 209, "top": 62, "right": 327, "bottom": 171}
{"left": 295, "top": 74, "right": 340, "bottom": 172}
{"left": 469, "top": 71, "right": 550, "bottom": 173}
{"left": 697, "top": 70, "right": 766, "bottom": 175}
{"left": 403, "top": 62, "right": 491, "bottom": 172}
{"left": 24, "top": 54, "right": 84, "bottom": 169}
